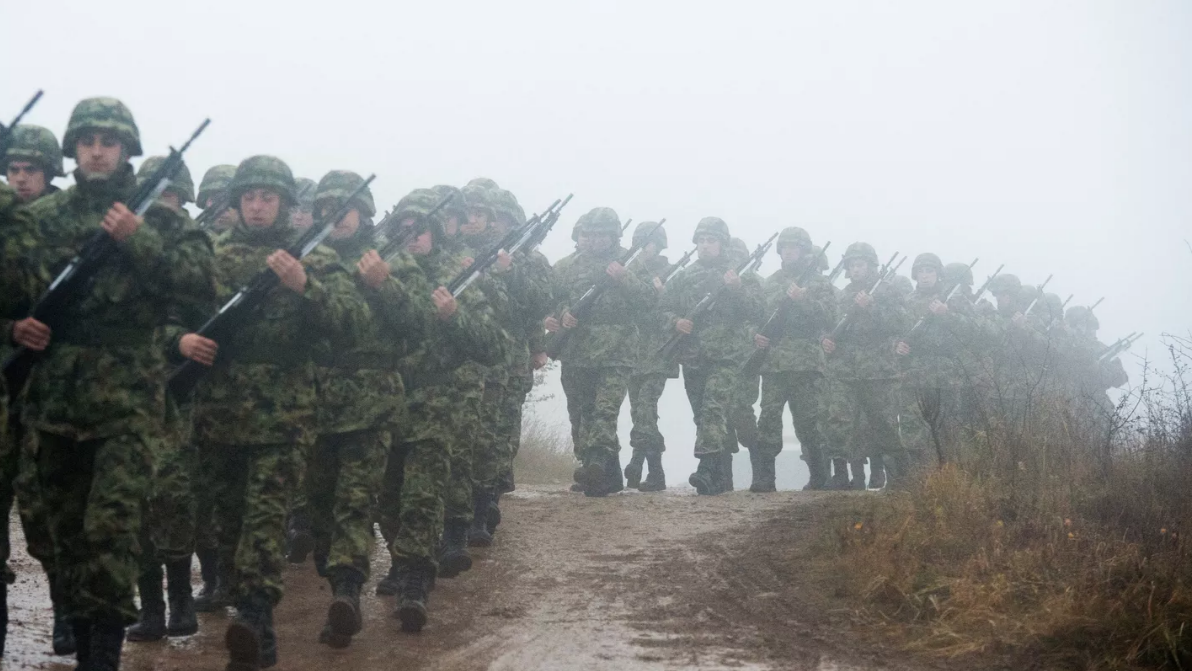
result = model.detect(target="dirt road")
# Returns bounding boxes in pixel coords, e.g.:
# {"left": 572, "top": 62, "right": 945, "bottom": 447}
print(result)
{"left": 6, "top": 486, "right": 931, "bottom": 670}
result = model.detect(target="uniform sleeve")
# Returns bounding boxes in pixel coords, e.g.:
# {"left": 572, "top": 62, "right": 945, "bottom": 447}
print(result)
{"left": 441, "top": 290, "right": 509, "bottom": 367}
{"left": 303, "top": 251, "right": 372, "bottom": 348}
{"left": 369, "top": 253, "right": 436, "bottom": 341}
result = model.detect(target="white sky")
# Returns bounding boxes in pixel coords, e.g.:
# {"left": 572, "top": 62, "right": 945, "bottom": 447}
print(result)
{"left": 6, "top": 1, "right": 1190, "bottom": 486}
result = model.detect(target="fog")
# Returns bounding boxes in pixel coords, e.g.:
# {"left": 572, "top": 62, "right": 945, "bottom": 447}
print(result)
{"left": 5, "top": 1, "right": 1190, "bottom": 486}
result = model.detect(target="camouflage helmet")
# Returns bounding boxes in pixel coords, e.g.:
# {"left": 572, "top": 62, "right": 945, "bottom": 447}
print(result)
{"left": 911, "top": 252, "right": 944, "bottom": 278}
{"left": 842, "top": 242, "right": 879, "bottom": 267}
{"left": 293, "top": 178, "right": 318, "bottom": 210}
{"left": 692, "top": 216, "right": 730, "bottom": 244}
{"left": 1065, "top": 305, "right": 1100, "bottom": 331}
{"left": 1041, "top": 292, "right": 1064, "bottom": 321}
{"left": 466, "top": 177, "right": 500, "bottom": 190}
{"left": 576, "top": 207, "right": 621, "bottom": 238}
{"left": 196, "top": 164, "right": 236, "bottom": 207}
{"left": 776, "top": 226, "right": 812, "bottom": 253}
{"left": 988, "top": 273, "right": 1022, "bottom": 297}
{"left": 571, "top": 220, "right": 581, "bottom": 243}
{"left": 3, "top": 125, "right": 65, "bottom": 177}
{"left": 943, "top": 262, "right": 974, "bottom": 286}
{"left": 461, "top": 184, "right": 497, "bottom": 221}
{"left": 727, "top": 237, "right": 750, "bottom": 266}
{"left": 136, "top": 156, "right": 195, "bottom": 204}
{"left": 62, "top": 97, "right": 142, "bottom": 158}
{"left": 632, "top": 221, "right": 667, "bottom": 251}
{"left": 314, "top": 170, "right": 375, "bottom": 218}
{"left": 811, "top": 244, "right": 830, "bottom": 272}
{"left": 490, "top": 189, "right": 526, "bottom": 227}
{"left": 229, "top": 155, "right": 296, "bottom": 207}
{"left": 890, "top": 274, "right": 914, "bottom": 297}
{"left": 394, "top": 187, "right": 447, "bottom": 240}
{"left": 431, "top": 185, "right": 468, "bottom": 229}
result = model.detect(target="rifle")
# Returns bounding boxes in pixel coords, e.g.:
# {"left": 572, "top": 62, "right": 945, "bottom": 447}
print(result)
{"left": 519, "top": 194, "right": 574, "bottom": 252}
{"left": 740, "top": 242, "right": 831, "bottom": 376}
{"left": 824, "top": 252, "right": 904, "bottom": 343}
{"left": 1020, "top": 274, "right": 1054, "bottom": 317}
{"left": 544, "top": 219, "right": 668, "bottom": 359}
{"left": 166, "top": 173, "right": 375, "bottom": 397}
{"left": 655, "top": 232, "right": 778, "bottom": 364}
{"left": 3, "top": 119, "right": 211, "bottom": 400}
{"left": 902, "top": 256, "right": 978, "bottom": 340}
{"left": 295, "top": 179, "right": 316, "bottom": 209}
{"left": 826, "top": 255, "right": 847, "bottom": 284}
{"left": 195, "top": 191, "right": 231, "bottom": 229}
{"left": 0, "top": 90, "right": 44, "bottom": 164}
{"left": 374, "top": 192, "right": 456, "bottom": 262}
{"left": 1098, "top": 332, "right": 1143, "bottom": 364}
{"left": 620, "top": 218, "right": 633, "bottom": 234}
{"left": 661, "top": 247, "right": 696, "bottom": 285}
{"left": 971, "top": 263, "right": 1005, "bottom": 302}
{"left": 745, "top": 235, "right": 777, "bottom": 275}
{"left": 1088, "top": 297, "right": 1104, "bottom": 312}
{"left": 1045, "top": 293, "right": 1074, "bottom": 332}
{"left": 448, "top": 196, "right": 572, "bottom": 298}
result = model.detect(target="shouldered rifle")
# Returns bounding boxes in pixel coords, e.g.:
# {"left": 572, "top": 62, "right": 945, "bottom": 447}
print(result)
{"left": 544, "top": 219, "right": 667, "bottom": 359}
{"left": 194, "top": 191, "right": 231, "bottom": 229}
{"left": 971, "top": 263, "right": 1005, "bottom": 302}
{"left": 166, "top": 173, "right": 374, "bottom": 398}
{"left": 826, "top": 255, "right": 847, "bottom": 284}
{"left": 1088, "top": 297, "right": 1104, "bottom": 312}
{"left": 448, "top": 197, "right": 571, "bottom": 298}
{"left": 620, "top": 218, "right": 633, "bottom": 234}
{"left": 1098, "top": 332, "right": 1142, "bottom": 364}
{"left": 3, "top": 119, "right": 211, "bottom": 400}
{"left": 374, "top": 192, "right": 455, "bottom": 262}
{"left": 519, "top": 194, "right": 574, "bottom": 253}
{"left": 903, "top": 257, "right": 979, "bottom": 340}
{"left": 745, "top": 236, "right": 777, "bottom": 275}
{"left": 740, "top": 242, "right": 831, "bottom": 376}
{"left": 661, "top": 246, "right": 696, "bottom": 285}
{"left": 1020, "top": 274, "right": 1054, "bottom": 317}
{"left": 824, "top": 252, "right": 903, "bottom": 343}
{"left": 0, "top": 90, "right": 44, "bottom": 164}
{"left": 656, "top": 232, "right": 779, "bottom": 364}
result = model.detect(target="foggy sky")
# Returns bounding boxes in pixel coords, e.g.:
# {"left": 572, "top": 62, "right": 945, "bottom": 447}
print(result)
{"left": 5, "top": 1, "right": 1190, "bottom": 485}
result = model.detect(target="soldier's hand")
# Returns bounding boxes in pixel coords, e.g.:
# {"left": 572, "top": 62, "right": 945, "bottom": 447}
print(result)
{"left": 268, "top": 250, "right": 307, "bottom": 293}
{"left": 755, "top": 333, "right": 770, "bottom": 349}
{"left": 854, "top": 291, "right": 874, "bottom": 308}
{"left": 13, "top": 317, "right": 51, "bottom": 351}
{"left": 562, "top": 311, "right": 578, "bottom": 329}
{"left": 676, "top": 318, "right": 694, "bottom": 335}
{"left": 787, "top": 283, "right": 806, "bottom": 301}
{"left": 544, "top": 316, "right": 561, "bottom": 333}
{"left": 653, "top": 277, "right": 665, "bottom": 295}
{"left": 432, "top": 287, "right": 457, "bottom": 320}
{"left": 461, "top": 256, "right": 475, "bottom": 270}
{"left": 532, "top": 352, "right": 549, "bottom": 369}
{"left": 102, "top": 202, "right": 143, "bottom": 242}
{"left": 180, "top": 333, "right": 219, "bottom": 366}
{"left": 606, "top": 261, "right": 627, "bottom": 282}
{"left": 928, "top": 299, "right": 948, "bottom": 316}
{"left": 821, "top": 337, "right": 836, "bottom": 354}
{"left": 356, "top": 250, "right": 391, "bottom": 289}
{"left": 724, "top": 270, "right": 741, "bottom": 288}
{"left": 495, "top": 249, "right": 513, "bottom": 272}
{"left": 1011, "top": 312, "right": 1027, "bottom": 328}
{"left": 895, "top": 341, "right": 911, "bottom": 356}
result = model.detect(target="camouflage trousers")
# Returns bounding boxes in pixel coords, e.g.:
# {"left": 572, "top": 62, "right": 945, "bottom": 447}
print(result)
{"left": 28, "top": 430, "right": 153, "bottom": 623}
{"left": 682, "top": 363, "right": 738, "bottom": 457}
{"left": 902, "top": 384, "right": 957, "bottom": 467}
{"left": 628, "top": 373, "right": 668, "bottom": 454}
{"left": 492, "top": 369, "right": 533, "bottom": 490}
{"left": 822, "top": 377, "right": 906, "bottom": 462}
{"left": 473, "top": 378, "right": 508, "bottom": 494}
{"left": 378, "top": 388, "right": 453, "bottom": 569}
{"left": 192, "top": 442, "right": 220, "bottom": 557}
{"left": 207, "top": 443, "right": 301, "bottom": 606}
{"left": 140, "top": 401, "right": 197, "bottom": 565}
{"left": 756, "top": 371, "right": 826, "bottom": 461}
{"left": 306, "top": 429, "right": 387, "bottom": 580}
{"left": 443, "top": 386, "right": 482, "bottom": 526}
{"left": 731, "top": 373, "right": 761, "bottom": 451}
{"left": 9, "top": 418, "right": 55, "bottom": 590}
{"left": 559, "top": 364, "right": 630, "bottom": 468}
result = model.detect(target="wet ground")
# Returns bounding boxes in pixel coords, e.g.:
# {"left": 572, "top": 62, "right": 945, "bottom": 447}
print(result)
{"left": 6, "top": 485, "right": 936, "bottom": 670}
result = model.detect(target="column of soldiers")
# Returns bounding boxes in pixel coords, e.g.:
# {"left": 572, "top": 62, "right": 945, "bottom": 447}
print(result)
{"left": 0, "top": 95, "right": 1133, "bottom": 671}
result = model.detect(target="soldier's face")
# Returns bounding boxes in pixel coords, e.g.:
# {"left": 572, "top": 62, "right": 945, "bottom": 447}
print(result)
{"left": 75, "top": 131, "right": 124, "bottom": 179}
{"left": 158, "top": 192, "right": 182, "bottom": 212}
{"left": 328, "top": 206, "right": 361, "bottom": 240}
{"left": 493, "top": 215, "right": 514, "bottom": 235}
{"left": 402, "top": 220, "right": 434, "bottom": 256}
{"left": 916, "top": 268, "right": 938, "bottom": 289}
{"left": 289, "top": 208, "right": 314, "bottom": 232}
{"left": 443, "top": 215, "right": 460, "bottom": 237}
{"left": 463, "top": 208, "right": 489, "bottom": 235}
{"left": 779, "top": 244, "right": 802, "bottom": 265}
{"left": 696, "top": 235, "right": 721, "bottom": 259}
{"left": 6, "top": 161, "right": 47, "bottom": 203}
{"left": 208, "top": 196, "right": 241, "bottom": 230}
{"left": 846, "top": 259, "right": 870, "bottom": 281}
{"left": 580, "top": 232, "right": 614, "bottom": 253}
{"left": 240, "top": 188, "right": 282, "bottom": 227}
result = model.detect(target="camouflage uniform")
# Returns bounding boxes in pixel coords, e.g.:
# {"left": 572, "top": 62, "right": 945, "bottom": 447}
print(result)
{"left": 661, "top": 218, "right": 764, "bottom": 494}
{"left": 550, "top": 207, "right": 653, "bottom": 496}
{"left": 753, "top": 228, "right": 835, "bottom": 492}
{"left": 1064, "top": 306, "right": 1127, "bottom": 456}
{"left": 194, "top": 164, "right": 239, "bottom": 234}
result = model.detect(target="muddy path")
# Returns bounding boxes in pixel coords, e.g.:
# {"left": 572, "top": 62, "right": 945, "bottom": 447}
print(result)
{"left": 6, "top": 486, "right": 939, "bottom": 670}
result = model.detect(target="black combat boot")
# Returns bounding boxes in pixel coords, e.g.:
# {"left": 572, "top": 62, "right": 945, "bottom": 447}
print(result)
{"left": 225, "top": 592, "right": 270, "bottom": 671}
{"left": 468, "top": 490, "right": 494, "bottom": 547}
{"left": 166, "top": 557, "right": 199, "bottom": 637}
{"left": 438, "top": 521, "right": 473, "bottom": 579}
{"left": 849, "top": 459, "right": 867, "bottom": 490}
{"left": 624, "top": 450, "right": 646, "bottom": 489}
{"left": 285, "top": 512, "right": 315, "bottom": 564}
{"left": 89, "top": 617, "right": 125, "bottom": 671}
{"left": 719, "top": 452, "right": 735, "bottom": 492}
{"left": 688, "top": 455, "right": 719, "bottom": 496}
{"left": 803, "top": 448, "right": 828, "bottom": 490}
{"left": 486, "top": 492, "right": 502, "bottom": 533}
{"left": 72, "top": 618, "right": 92, "bottom": 669}
{"left": 314, "top": 551, "right": 329, "bottom": 578}
{"left": 320, "top": 568, "right": 363, "bottom": 649}
{"left": 606, "top": 453, "right": 625, "bottom": 493}
{"left": 52, "top": 602, "right": 77, "bottom": 654}
{"left": 375, "top": 561, "right": 399, "bottom": 596}
{"left": 126, "top": 565, "right": 166, "bottom": 642}
{"left": 638, "top": 451, "right": 666, "bottom": 491}
{"left": 749, "top": 449, "right": 778, "bottom": 493}
{"left": 867, "top": 455, "right": 887, "bottom": 490}
{"left": 577, "top": 461, "right": 608, "bottom": 498}
{"left": 394, "top": 562, "right": 432, "bottom": 633}
{"left": 196, "top": 548, "right": 219, "bottom": 600}
{"left": 195, "top": 563, "right": 234, "bottom": 613}
{"left": 828, "top": 458, "right": 849, "bottom": 490}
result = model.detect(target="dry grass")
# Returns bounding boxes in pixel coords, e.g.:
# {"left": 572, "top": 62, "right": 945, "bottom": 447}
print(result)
{"left": 825, "top": 335, "right": 1192, "bottom": 669}
{"left": 513, "top": 409, "right": 577, "bottom": 485}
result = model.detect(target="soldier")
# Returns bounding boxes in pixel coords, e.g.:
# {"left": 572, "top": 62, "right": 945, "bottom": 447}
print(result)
{"left": 289, "top": 177, "right": 317, "bottom": 233}
{"left": 3, "top": 125, "right": 64, "bottom": 204}
{"left": 750, "top": 227, "right": 835, "bottom": 492}
{"left": 625, "top": 221, "right": 673, "bottom": 491}
{"left": 661, "top": 218, "right": 763, "bottom": 495}
{"left": 724, "top": 237, "right": 766, "bottom": 491}
{"left": 820, "top": 243, "right": 912, "bottom": 489}
{"left": 187, "top": 155, "right": 368, "bottom": 670}
{"left": 11, "top": 97, "right": 215, "bottom": 670}
{"left": 362, "top": 188, "right": 507, "bottom": 632}
{"left": 1064, "top": 305, "right": 1127, "bottom": 454}
{"left": 195, "top": 164, "right": 241, "bottom": 233}
{"left": 546, "top": 207, "right": 652, "bottom": 497}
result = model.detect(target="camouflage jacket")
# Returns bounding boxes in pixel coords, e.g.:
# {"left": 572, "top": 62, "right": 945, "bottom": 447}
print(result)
{"left": 502, "top": 249, "right": 554, "bottom": 383}
{"left": 629, "top": 253, "right": 678, "bottom": 377}
{"left": 192, "top": 219, "right": 368, "bottom": 446}
{"left": 551, "top": 245, "right": 653, "bottom": 369}
{"left": 1066, "top": 333, "right": 1128, "bottom": 394}
{"left": 826, "top": 275, "right": 910, "bottom": 381}
{"left": 662, "top": 255, "right": 764, "bottom": 367}
{"left": 899, "top": 283, "right": 982, "bottom": 387}
{"left": 21, "top": 165, "right": 216, "bottom": 441}
{"left": 758, "top": 260, "right": 835, "bottom": 375}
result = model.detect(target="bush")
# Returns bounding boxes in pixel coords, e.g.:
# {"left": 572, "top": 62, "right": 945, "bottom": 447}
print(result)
{"left": 513, "top": 409, "right": 577, "bottom": 485}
